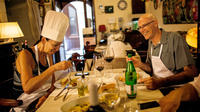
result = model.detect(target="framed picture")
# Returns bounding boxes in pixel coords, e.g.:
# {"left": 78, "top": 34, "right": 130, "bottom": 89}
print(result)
{"left": 105, "top": 6, "right": 114, "bottom": 13}
{"left": 83, "top": 37, "right": 96, "bottom": 46}
{"left": 163, "top": 0, "right": 198, "bottom": 24}
{"left": 132, "top": 0, "right": 145, "bottom": 14}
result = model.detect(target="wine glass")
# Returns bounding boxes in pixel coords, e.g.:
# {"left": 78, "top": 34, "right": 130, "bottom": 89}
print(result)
{"left": 94, "top": 54, "right": 104, "bottom": 83}
{"left": 104, "top": 47, "right": 114, "bottom": 70}
{"left": 104, "top": 47, "right": 114, "bottom": 63}
{"left": 98, "top": 83, "right": 121, "bottom": 111}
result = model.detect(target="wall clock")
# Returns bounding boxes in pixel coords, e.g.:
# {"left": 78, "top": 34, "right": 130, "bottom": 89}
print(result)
{"left": 118, "top": 0, "right": 127, "bottom": 10}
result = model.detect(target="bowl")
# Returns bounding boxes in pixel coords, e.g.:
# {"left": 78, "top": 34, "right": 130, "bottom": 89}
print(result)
{"left": 60, "top": 96, "right": 89, "bottom": 112}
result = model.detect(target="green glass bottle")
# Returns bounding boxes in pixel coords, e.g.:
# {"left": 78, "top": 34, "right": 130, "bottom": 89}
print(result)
{"left": 125, "top": 54, "right": 137, "bottom": 98}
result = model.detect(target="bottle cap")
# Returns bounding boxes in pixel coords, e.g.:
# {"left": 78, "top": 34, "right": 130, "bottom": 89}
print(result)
{"left": 128, "top": 54, "right": 132, "bottom": 58}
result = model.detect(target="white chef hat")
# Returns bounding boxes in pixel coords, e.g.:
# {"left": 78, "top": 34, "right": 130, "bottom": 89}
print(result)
{"left": 41, "top": 10, "right": 69, "bottom": 42}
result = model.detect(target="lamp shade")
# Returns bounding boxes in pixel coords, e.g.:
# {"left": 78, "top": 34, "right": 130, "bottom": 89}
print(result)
{"left": 99, "top": 25, "right": 106, "bottom": 32}
{"left": 0, "top": 22, "right": 24, "bottom": 39}
{"left": 186, "top": 27, "right": 197, "bottom": 48}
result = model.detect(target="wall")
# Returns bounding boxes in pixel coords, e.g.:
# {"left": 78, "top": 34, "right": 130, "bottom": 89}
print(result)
{"left": 0, "top": 0, "right": 7, "bottom": 22}
{"left": 94, "top": 0, "right": 133, "bottom": 43}
{"left": 144, "top": 1, "right": 197, "bottom": 32}
{"left": 94, "top": 0, "right": 197, "bottom": 43}
{"left": 2, "top": 0, "right": 197, "bottom": 45}
{"left": 6, "top": 0, "right": 36, "bottom": 46}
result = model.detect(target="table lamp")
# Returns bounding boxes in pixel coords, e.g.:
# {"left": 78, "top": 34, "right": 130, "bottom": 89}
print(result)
{"left": 186, "top": 27, "right": 197, "bottom": 48}
{"left": 186, "top": 27, "right": 197, "bottom": 58}
{"left": 99, "top": 24, "right": 106, "bottom": 39}
{"left": 0, "top": 22, "right": 24, "bottom": 42}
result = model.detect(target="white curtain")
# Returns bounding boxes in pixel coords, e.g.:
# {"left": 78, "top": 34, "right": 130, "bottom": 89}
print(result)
{"left": 27, "top": 0, "right": 41, "bottom": 42}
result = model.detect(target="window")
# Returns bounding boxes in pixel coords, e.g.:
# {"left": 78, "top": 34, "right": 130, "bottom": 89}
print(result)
{"left": 68, "top": 6, "right": 78, "bottom": 36}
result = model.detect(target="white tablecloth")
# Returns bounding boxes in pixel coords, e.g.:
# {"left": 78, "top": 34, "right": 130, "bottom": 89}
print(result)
{"left": 37, "top": 68, "right": 163, "bottom": 112}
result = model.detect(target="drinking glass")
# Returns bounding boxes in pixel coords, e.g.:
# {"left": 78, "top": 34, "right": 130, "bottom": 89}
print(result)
{"left": 115, "top": 74, "right": 140, "bottom": 112}
{"left": 104, "top": 47, "right": 114, "bottom": 63}
{"left": 104, "top": 47, "right": 114, "bottom": 70}
{"left": 98, "top": 83, "right": 120, "bottom": 111}
{"left": 93, "top": 53, "right": 105, "bottom": 84}
{"left": 77, "top": 77, "right": 89, "bottom": 97}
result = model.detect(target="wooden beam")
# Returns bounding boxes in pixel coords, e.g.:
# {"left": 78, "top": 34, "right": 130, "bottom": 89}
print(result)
{"left": 83, "top": 0, "right": 88, "bottom": 27}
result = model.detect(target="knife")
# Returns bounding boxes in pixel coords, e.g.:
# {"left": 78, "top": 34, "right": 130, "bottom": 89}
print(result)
{"left": 63, "top": 89, "right": 70, "bottom": 101}
{"left": 54, "top": 84, "right": 69, "bottom": 100}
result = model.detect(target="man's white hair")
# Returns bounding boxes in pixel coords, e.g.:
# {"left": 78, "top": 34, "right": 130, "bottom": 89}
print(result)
{"left": 139, "top": 13, "right": 157, "bottom": 22}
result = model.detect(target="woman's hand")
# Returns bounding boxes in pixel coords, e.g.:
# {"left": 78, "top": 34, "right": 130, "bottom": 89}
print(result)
{"left": 52, "top": 61, "right": 72, "bottom": 71}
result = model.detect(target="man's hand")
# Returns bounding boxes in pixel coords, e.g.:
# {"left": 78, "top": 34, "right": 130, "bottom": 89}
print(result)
{"left": 159, "top": 90, "right": 181, "bottom": 112}
{"left": 131, "top": 57, "right": 142, "bottom": 67}
{"left": 138, "top": 77, "right": 162, "bottom": 90}
{"left": 126, "top": 56, "right": 142, "bottom": 67}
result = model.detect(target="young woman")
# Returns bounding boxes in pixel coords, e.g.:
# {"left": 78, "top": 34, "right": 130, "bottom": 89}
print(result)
{"left": 13, "top": 10, "right": 71, "bottom": 111}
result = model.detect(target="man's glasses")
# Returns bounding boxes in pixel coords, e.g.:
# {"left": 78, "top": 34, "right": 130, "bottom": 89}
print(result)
{"left": 137, "top": 21, "right": 154, "bottom": 31}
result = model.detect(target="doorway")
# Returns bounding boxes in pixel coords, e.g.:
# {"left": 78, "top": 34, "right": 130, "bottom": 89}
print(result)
{"left": 59, "top": 1, "right": 94, "bottom": 61}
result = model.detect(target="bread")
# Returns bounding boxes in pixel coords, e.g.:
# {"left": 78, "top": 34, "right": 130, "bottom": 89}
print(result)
{"left": 60, "top": 77, "right": 68, "bottom": 86}
{"left": 118, "top": 76, "right": 125, "bottom": 82}
{"left": 98, "top": 83, "right": 116, "bottom": 93}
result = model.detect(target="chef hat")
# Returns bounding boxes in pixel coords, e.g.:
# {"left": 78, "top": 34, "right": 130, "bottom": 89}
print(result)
{"left": 41, "top": 10, "right": 69, "bottom": 42}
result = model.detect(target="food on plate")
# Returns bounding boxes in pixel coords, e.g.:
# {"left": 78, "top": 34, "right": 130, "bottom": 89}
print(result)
{"left": 69, "top": 102, "right": 90, "bottom": 112}
{"left": 137, "top": 73, "right": 139, "bottom": 79}
{"left": 98, "top": 83, "right": 116, "bottom": 93}
{"left": 60, "top": 77, "right": 78, "bottom": 87}
{"left": 118, "top": 76, "right": 125, "bottom": 82}
{"left": 60, "top": 77, "right": 69, "bottom": 86}
{"left": 118, "top": 73, "right": 140, "bottom": 82}
{"left": 70, "top": 77, "right": 79, "bottom": 87}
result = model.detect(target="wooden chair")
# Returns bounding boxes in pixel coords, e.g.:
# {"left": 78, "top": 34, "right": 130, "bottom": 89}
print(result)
{"left": 0, "top": 78, "right": 23, "bottom": 112}
{"left": 124, "top": 30, "right": 148, "bottom": 62}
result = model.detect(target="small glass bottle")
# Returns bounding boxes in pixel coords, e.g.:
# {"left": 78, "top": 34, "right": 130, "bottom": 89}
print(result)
{"left": 77, "top": 74, "right": 88, "bottom": 97}
{"left": 22, "top": 40, "right": 28, "bottom": 49}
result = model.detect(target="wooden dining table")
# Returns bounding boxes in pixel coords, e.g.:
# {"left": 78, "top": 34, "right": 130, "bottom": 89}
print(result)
{"left": 36, "top": 66, "right": 164, "bottom": 112}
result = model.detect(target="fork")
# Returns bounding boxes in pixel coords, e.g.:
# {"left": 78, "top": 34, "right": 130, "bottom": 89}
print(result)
{"left": 54, "top": 84, "right": 69, "bottom": 100}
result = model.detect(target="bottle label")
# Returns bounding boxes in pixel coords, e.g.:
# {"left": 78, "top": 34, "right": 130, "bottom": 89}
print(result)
{"left": 133, "top": 84, "right": 137, "bottom": 94}
{"left": 125, "top": 84, "right": 137, "bottom": 96}
{"left": 127, "top": 72, "right": 133, "bottom": 81}
{"left": 125, "top": 85, "right": 131, "bottom": 94}
{"left": 127, "top": 58, "right": 132, "bottom": 61}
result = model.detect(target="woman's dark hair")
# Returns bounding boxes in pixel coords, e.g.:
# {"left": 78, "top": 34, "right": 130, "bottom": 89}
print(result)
{"left": 34, "top": 36, "right": 49, "bottom": 46}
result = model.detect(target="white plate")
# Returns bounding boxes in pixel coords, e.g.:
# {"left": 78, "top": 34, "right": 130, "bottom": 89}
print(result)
{"left": 60, "top": 96, "right": 89, "bottom": 112}
{"left": 54, "top": 79, "right": 66, "bottom": 88}
{"left": 54, "top": 76, "right": 79, "bottom": 89}
{"left": 54, "top": 79, "right": 76, "bottom": 89}
{"left": 136, "top": 68, "right": 150, "bottom": 79}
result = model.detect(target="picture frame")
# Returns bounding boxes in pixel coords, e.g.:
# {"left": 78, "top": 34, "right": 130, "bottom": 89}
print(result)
{"left": 105, "top": 6, "right": 114, "bottom": 13}
{"left": 163, "top": 0, "right": 198, "bottom": 24}
{"left": 132, "top": 0, "right": 145, "bottom": 14}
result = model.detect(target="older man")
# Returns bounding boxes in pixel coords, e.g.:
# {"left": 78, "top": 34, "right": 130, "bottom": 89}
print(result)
{"left": 132, "top": 13, "right": 198, "bottom": 90}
